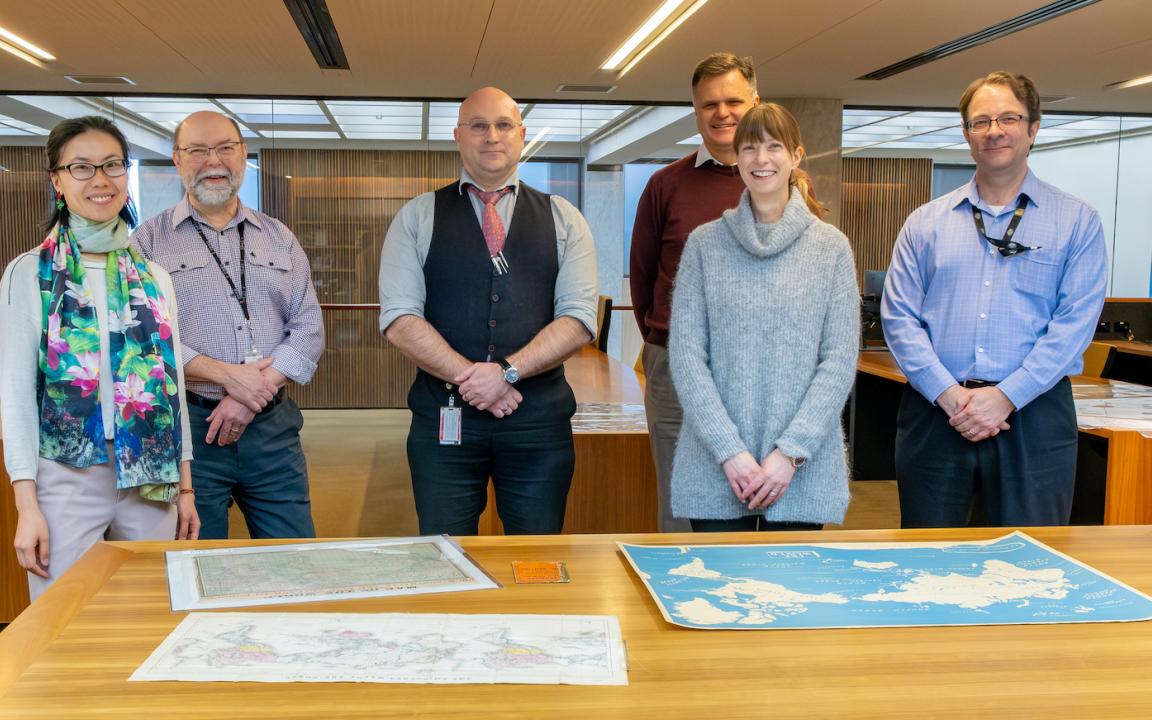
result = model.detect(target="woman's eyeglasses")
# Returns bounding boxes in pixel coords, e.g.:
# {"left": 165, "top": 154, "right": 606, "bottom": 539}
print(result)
{"left": 53, "top": 158, "right": 131, "bottom": 180}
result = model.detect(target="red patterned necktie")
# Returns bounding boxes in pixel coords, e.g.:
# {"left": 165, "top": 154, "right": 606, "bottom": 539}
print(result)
{"left": 468, "top": 184, "right": 514, "bottom": 257}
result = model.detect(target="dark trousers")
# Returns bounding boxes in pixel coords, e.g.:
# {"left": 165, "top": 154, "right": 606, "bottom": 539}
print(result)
{"left": 690, "top": 517, "right": 823, "bottom": 532}
{"left": 407, "top": 412, "right": 575, "bottom": 536}
{"left": 188, "top": 397, "right": 316, "bottom": 540}
{"left": 895, "top": 379, "right": 1078, "bottom": 528}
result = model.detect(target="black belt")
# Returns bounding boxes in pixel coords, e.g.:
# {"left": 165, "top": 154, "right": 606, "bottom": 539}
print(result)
{"left": 961, "top": 379, "right": 999, "bottom": 389}
{"left": 186, "top": 388, "right": 286, "bottom": 414}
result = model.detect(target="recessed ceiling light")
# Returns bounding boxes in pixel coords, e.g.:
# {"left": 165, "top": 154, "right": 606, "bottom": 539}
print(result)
{"left": 600, "top": 0, "right": 708, "bottom": 78}
{"left": 0, "top": 25, "right": 55, "bottom": 63}
{"left": 1105, "top": 73, "right": 1152, "bottom": 91}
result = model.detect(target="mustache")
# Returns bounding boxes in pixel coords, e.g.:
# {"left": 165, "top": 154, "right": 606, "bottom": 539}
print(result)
{"left": 194, "top": 167, "right": 235, "bottom": 184}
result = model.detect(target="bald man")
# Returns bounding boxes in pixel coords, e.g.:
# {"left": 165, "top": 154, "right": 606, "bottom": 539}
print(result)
{"left": 133, "top": 111, "right": 324, "bottom": 539}
{"left": 379, "top": 87, "right": 599, "bottom": 535}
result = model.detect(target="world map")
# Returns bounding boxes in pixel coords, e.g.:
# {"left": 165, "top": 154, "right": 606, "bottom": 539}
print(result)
{"left": 620, "top": 532, "right": 1152, "bottom": 629}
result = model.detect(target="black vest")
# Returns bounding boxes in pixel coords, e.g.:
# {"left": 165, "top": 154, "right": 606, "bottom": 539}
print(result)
{"left": 408, "top": 181, "right": 574, "bottom": 423}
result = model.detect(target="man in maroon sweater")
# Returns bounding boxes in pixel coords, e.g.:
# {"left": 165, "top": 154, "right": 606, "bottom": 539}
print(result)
{"left": 629, "top": 53, "right": 759, "bottom": 532}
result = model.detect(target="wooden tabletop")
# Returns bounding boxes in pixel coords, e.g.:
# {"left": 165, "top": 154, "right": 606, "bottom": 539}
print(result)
{"left": 1103, "top": 339, "right": 1152, "bottom": 358}
{"left": 564, "top": 346, "right": 645, "bottom": 404}
{"left": 857, "top": 350, "right": 908, "bottom": 383}
{"left": 3, "top": 527, "right": 1152, "bottom": 719}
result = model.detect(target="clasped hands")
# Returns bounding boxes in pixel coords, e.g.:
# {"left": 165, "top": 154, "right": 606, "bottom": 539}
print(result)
{"left": 722, "top": 449, "right": 796, "bottom": 510}
{"left": 455, "top": 362, "right": 521, "bottom": 419}
{"left": 936, "top": 384, "right": 1014, "bottom": 443}
{"left": 207, "top": 358, "right": 281, "bottom": 446}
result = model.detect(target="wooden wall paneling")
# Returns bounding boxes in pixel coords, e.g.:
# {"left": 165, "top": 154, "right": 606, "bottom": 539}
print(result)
{"left": 260, "top": 149, "right": 461, "bottom": 408}
{"left": 840, "top": 157, "right": 933, "bottom": 288}
{"left": 0, "top": 147, "right": 51, "bottom": 271}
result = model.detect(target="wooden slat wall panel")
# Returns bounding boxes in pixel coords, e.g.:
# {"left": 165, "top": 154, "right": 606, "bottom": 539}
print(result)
{"left": 261, "top": 149, "right": 460, "bottom": 408}
{"left": 0, "top": 147, "right": 52, "bottom": 270}
{"left": 287, "top": 309, "right": 416, "bottom": 409}
{"left": 840, "top": 157, "right": 932, "bottom": 287}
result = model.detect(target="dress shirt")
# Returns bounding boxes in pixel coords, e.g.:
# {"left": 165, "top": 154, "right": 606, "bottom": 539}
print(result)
{"left": 693, "top": 142, "right": 734, "bottom": 168}
{"left": 882, "top": 170, "right": 1107, "bottom": 410}
{"left": 1, "top": 253, "right": 193, "bottom": 481}
{"left": 132, "top": 198, "right": 324, "bottom": 399}
{"left": 378, "top": 170, "right": 599, "bottom": 337}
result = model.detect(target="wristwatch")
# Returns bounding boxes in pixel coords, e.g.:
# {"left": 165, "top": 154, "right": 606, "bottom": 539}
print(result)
{"left": 784, "top": 454, "right": 806, "bottom": 469}
{"left": 497, "top": 358, "right": 521, "bottom": 385}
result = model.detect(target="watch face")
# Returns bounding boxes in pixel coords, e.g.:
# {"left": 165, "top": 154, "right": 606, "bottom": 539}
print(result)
{"left": 504, "top": 367, "right": 521, "bottom": 384}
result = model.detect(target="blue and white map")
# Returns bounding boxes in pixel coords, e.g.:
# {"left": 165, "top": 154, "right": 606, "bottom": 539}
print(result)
{"left": 619, "top": 532, "right": 1152, "bottom": 630}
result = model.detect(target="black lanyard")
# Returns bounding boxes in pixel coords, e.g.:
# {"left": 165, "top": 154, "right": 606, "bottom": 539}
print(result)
{"left": 971, "top": 195, "right": 1040, "bottom": 257}
{"left": 192, "top": 220, "right": 248, "bottom": 322}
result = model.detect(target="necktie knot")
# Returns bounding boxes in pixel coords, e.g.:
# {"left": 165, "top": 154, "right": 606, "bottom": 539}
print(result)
{"left": 468, "top": 185, "right": 513, "bottom": 207}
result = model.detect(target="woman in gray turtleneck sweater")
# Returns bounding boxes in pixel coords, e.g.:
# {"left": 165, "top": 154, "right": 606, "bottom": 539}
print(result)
{"left": 668, "top": 102, "right": 860, "bottom": 532}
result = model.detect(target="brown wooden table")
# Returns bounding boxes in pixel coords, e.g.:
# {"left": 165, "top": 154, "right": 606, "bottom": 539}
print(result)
{"left": 853, "top": 351, "right": 1152, "bottom": 524}
{"left": 478, "top": 347, "right": 657, "bottom": 535}
{"left": 3, "top": 526, "right": 1152, "bottom": 718}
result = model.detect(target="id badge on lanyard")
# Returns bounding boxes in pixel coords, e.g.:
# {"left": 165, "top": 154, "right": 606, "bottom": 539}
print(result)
{"left": 440, "top": 393, "right": 462, "bottom": 445}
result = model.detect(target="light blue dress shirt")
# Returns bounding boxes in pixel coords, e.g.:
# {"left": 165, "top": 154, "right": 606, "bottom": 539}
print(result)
{"left": 881, "top": 170, "right": 1107, "bottom": 410}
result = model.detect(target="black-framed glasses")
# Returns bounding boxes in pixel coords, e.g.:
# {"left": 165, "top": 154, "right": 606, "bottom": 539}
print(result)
{"left": 177, "top": 140, "right": 245, "bottom": 162}
{"left": 965, "top": 113, "right": 1027, "bottom": 133}
{"left": 53, "top": 158, "right": 131, "bottom": 180}
{"left": 458, "top": 120, "right": 521, "bottom": 136}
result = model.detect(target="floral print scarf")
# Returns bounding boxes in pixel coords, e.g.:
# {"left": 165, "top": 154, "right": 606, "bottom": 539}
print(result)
{"left": 37, "top": 216, "right": 182, "bottom": 501}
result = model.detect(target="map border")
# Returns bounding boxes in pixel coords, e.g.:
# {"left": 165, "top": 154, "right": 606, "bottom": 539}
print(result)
{"left": 165, "top": 536, "right": 499, "bottom": 611}
{"left": 618, "top": 531, "right": 1152, "bottom": 630}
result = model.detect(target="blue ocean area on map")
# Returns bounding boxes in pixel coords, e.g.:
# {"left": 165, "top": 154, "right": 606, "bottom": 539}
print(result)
{"left": 620, "top": 532, "right": 1152, "bottom": 630}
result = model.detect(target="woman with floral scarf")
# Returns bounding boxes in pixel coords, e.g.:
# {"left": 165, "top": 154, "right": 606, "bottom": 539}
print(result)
{"left": 1, "top": 116, "right": 199, "bottom": 600}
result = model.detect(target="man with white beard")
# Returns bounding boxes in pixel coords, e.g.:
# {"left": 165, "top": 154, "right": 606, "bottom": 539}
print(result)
{"left": 133, "top": 111, "right": 324, "bottom": 539}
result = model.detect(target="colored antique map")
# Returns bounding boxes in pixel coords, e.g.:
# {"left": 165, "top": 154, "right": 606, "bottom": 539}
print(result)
{"left": 620, "top": 532, "right": 1152, "bottom": 629}
{"left": 166, "top": 537, "right": 497, "bottom": 611}
{"left": 195, "top": 542, "right": 469, "bottom": 599}
{"left": 131, "top": 612, "right": 628, "bottom": 685}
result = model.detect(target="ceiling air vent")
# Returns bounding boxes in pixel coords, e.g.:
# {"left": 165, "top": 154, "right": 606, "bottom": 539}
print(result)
{"left": 65, "top": 75, "right": 135, "bottom": 85}
{"left": 283, "top": 0, "right": 349, "bottom": 70}
{"left": 857, "top": 0, "right": 1101, "bottom": 81}
{"left": 557, "top": 84, "right": 617, "bottom": 94}
{"left": 1040, "top": 95, "right": 1074, "bottom": 104}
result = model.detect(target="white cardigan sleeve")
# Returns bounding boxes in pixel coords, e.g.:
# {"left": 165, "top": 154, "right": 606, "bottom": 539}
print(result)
{"left": 1, "top": 252, "right": 45, "bottom": 481}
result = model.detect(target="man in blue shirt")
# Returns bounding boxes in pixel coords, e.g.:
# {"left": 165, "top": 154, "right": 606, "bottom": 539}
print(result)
{"left": 881, "top": 71, "right": 1107, "bottom": 528}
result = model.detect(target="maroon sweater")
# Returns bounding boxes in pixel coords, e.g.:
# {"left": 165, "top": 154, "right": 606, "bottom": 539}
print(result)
{"left": 629, "top": 152, "right": 745, "bottom": 346}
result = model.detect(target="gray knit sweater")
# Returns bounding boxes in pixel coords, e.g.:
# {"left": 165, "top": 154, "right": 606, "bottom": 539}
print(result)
{"left": 668, "top": 187, "right": 860, "bottom": 524}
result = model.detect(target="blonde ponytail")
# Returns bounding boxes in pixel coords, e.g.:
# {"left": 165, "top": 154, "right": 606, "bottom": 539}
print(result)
{"left": 790, "top": 167, "right": 828, "bottom": 219}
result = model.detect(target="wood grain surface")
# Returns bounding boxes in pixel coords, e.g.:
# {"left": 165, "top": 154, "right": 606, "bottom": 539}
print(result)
{"left": 2, "top": 527, "right": 1152, "bottom": 718}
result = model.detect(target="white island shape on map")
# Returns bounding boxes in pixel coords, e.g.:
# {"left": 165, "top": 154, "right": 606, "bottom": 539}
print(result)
{"left": 857, "top": 559, "right": 1075, "bottom": 610}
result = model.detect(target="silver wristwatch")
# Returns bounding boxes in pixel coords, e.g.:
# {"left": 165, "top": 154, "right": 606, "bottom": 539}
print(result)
{"left": 498, "top": 358, "right": 520, "bottom": 385}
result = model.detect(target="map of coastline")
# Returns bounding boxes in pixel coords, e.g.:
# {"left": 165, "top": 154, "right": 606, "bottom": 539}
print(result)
{"left": 621, "top": 532, "right": 1152, "bottom": 629}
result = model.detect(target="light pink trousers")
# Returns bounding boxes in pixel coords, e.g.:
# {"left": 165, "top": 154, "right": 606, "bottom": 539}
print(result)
{"left": 27, "top": 449, "right": 176, "bottom": 600}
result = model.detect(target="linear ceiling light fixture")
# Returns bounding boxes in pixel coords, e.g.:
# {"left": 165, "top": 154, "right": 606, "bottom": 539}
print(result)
{"left": 1105, "top": 73, "right": 1152, "bottom": 91}
{"left": 0, "top": 25, "right": 55, "bottom": 69}
{"left": 283, "top": 0, "right": 349, "bottom": 70}
{"left": 601, "top": 0, "right": 708, "bottom": 78}
{"left": 857, "top": 0, "right": 1101, "bottom": 80}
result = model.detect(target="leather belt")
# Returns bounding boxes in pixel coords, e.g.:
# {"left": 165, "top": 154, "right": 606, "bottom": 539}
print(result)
{"left": 961, "top": 379, "right": 999, "bottom": 389}
{"left": 186, "top": 388, "right": 286, "bottom": 414}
